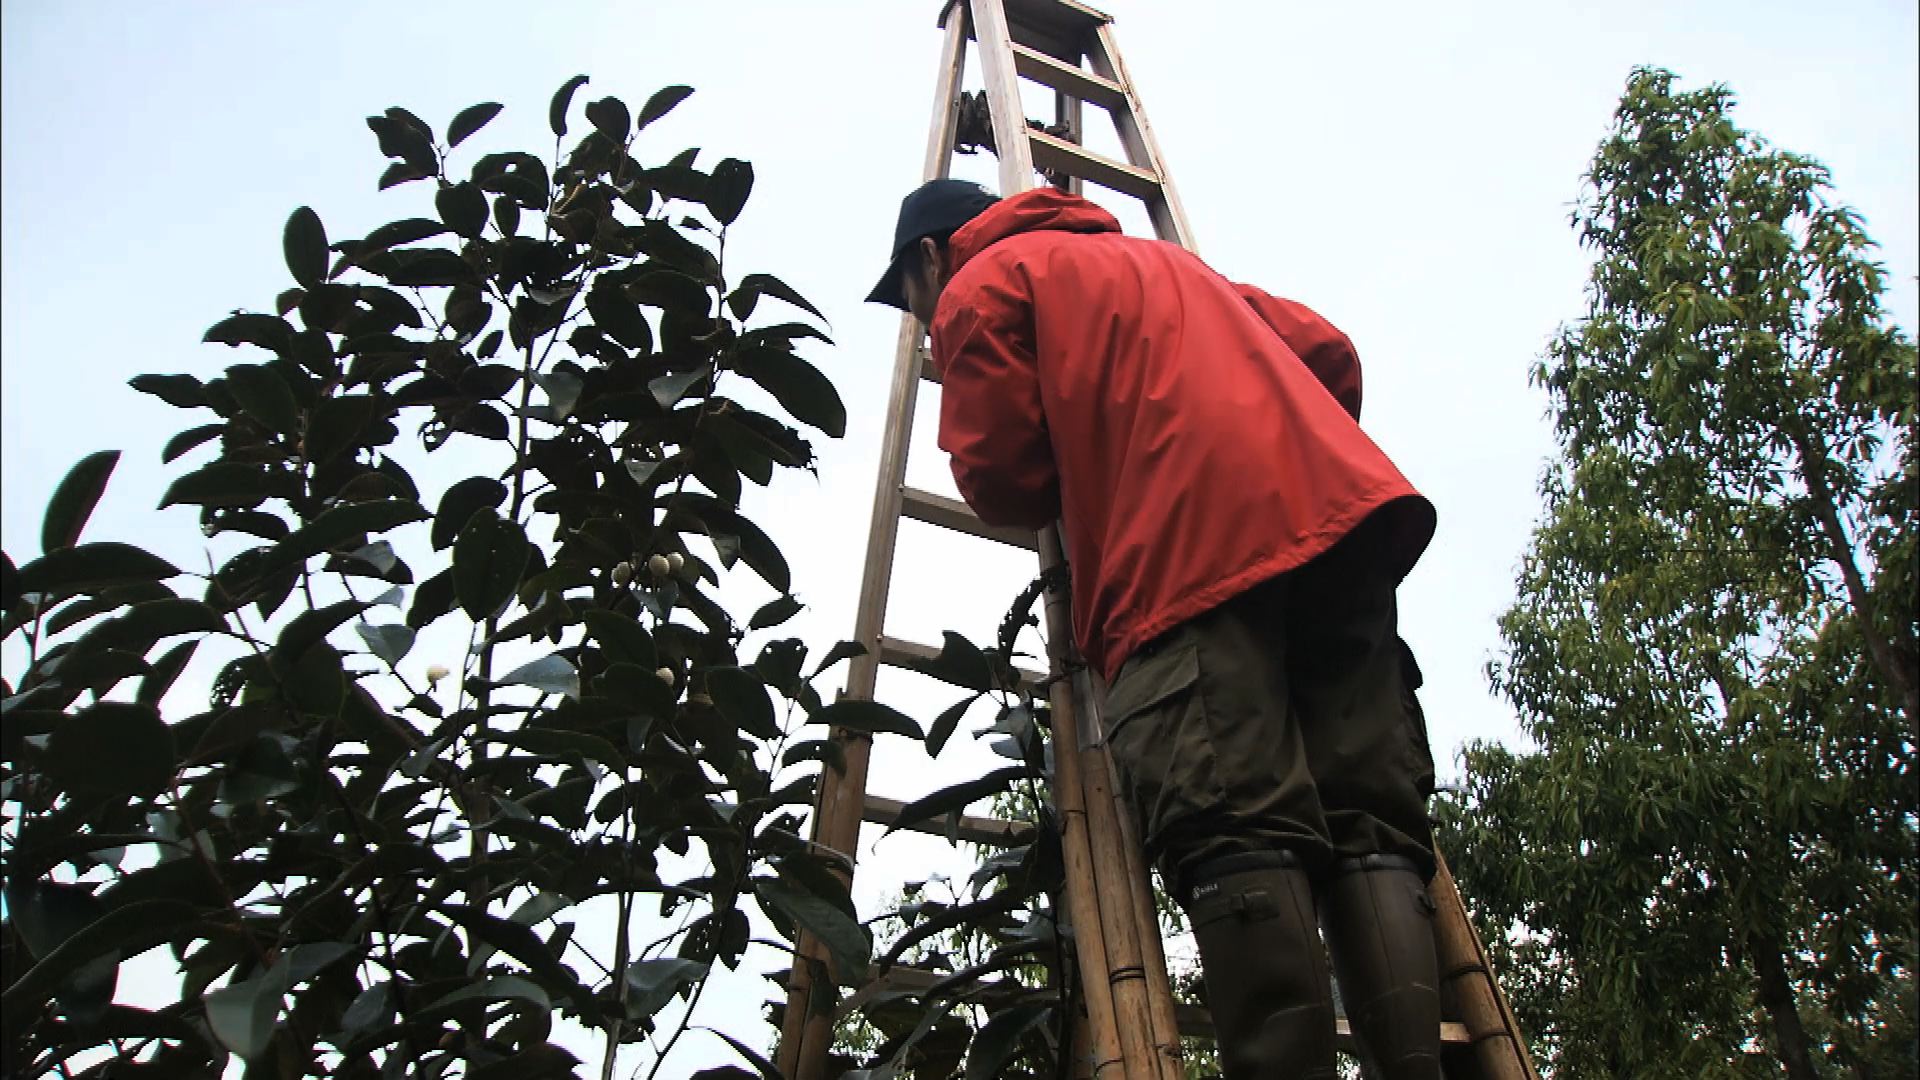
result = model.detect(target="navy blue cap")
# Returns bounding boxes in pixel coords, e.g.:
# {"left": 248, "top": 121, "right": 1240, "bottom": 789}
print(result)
{"left": 866, "top": 178, "right": 1000, "bottom": 310}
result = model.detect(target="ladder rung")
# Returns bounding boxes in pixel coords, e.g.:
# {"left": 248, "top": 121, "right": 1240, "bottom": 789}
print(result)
{"left": 900, "top": 486, "right": 1039, "bottom": 551}
{"left": 1173, "top": 1003, "right": 1474, "bottom": 1046}
{"left": 878, "top": 634, "right": 1047, "bottom": 691}
{"left": 862, "top": 793, "right": 1036, "bottom": 846}
{"left": 1009, "top": 42, "right": 1126, "bottom": 111}
{"left": 1027, "top": 127, "right": 1162, "bottom": 200}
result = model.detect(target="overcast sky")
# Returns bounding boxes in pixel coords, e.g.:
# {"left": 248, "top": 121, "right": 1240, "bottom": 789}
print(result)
{"left": 4, "top": 1, "right": 1915, "bottom": 1073}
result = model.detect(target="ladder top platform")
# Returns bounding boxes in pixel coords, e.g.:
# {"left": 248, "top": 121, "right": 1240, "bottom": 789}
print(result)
{"left": 939, "top": 0, "right": 1112, "bottom": 50}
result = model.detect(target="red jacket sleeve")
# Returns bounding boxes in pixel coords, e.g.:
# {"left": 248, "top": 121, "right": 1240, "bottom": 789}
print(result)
{"left": 929, "top": 271, "right": 1061, "bottom": 530}
{"left": 1236, "top": 285, "right": 1363, "bottom": 420}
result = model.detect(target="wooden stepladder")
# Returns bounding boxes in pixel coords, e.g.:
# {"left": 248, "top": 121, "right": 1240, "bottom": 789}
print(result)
{"left": 776, "top": 3, "right": 1543, "bottom": 1078}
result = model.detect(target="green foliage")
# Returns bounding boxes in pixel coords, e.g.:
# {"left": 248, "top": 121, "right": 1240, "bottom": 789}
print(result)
{"left": 1441, "top": 68, "right": 1918, "bottom": 1079}
{"left": 0, "top": 77, "right": 868, "bottom": 1078}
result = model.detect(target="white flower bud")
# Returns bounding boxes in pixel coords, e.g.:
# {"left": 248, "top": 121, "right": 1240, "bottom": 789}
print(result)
{"left": 648, "top": 554, "right": 672, "bottom": 580}
{"left": 425, "top": 664, "right": 451, "bottom": 685}
{"left": 654, "top": 666, "right": 676, "bottom": 686}
{"left": 612, "top": 561, "right": 633, "bottom": 587}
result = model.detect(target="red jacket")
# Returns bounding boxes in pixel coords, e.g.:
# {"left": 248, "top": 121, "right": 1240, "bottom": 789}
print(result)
{"left": 930, "top": 188, "right": 1434, "bottom": 680}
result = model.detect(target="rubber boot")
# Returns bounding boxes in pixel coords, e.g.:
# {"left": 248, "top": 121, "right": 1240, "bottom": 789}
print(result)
{"left": 1184, "top": 854, "right": 1338, "bottom": 1080}
{"left": 1319, "top": 855, "right": 1441, "bottom": 1080}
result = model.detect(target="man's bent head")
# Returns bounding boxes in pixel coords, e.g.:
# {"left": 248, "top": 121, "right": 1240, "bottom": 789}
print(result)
{"left": 866, "top": 178, "right": 998, "bottom": 324}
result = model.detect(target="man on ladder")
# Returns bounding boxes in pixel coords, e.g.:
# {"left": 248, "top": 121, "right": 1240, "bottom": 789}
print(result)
{"left": 868, "top": 176, "right": 1443, "bottom": 1080}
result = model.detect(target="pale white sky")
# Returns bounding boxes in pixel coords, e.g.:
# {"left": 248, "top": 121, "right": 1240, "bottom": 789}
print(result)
{"left": 3, "top": 1, "right": 1915, "bottom": 1074}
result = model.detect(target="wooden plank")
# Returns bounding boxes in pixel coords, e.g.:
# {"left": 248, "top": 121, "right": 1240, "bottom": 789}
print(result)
{"left": 901, "top": 486, "right": 1040, "bottom": 551}
{"left": 1027, "top": 127, "right": 1162, "bottom": 201}
{"left": 1012, "top": 42, "right": 1127, "bottom": 111}
{"left": 862, "top": 793, "right": 1035, "bottom": 846}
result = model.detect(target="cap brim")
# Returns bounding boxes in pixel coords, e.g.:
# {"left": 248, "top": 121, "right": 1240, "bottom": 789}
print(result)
{"left": 865, "top": 254, "right": 909, "bottom": 311}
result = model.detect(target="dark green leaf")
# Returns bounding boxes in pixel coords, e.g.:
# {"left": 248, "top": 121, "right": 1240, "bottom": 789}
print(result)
{"left": 732, "top": 272, "right": 827, "bottom": 325}
{"left": 499, "top": 653, "right": 579, "bottom": 699}
{"left": 585, "top": 96, "right": 630, "bottom": 140}
{"left": 636, "top": 85, "right": 694, "bottom": 131}
{"left": 45, "top": 701, "right": 176, "bottom": 798}
{"left": 927, "top": 692, "right": 983, "bottom": 758}
{"left": 355, "top": 622, "right": 415, "bottom": 667}
{"left": 735, "top": 346, "right": 846, "bottom": 439}
{"left": 0, "top": 899, "right": 199, "bottom": 1027}
{"left": 453, "top": 510, "right": 530, "bottom": 620}
{"left": 749, "top": 594, "right": 802, "bottom": 631}
{"left": 138, "top": 640, "right": 198, "bottom": 705}
{"left": 755, "top": 876, "right": 870, "bottom": 983}
{"left": 809, "top": 699, "right": 922, "bottom": 740}
{"left": 339, "top": 982, "right": 393, "bottom": 1037}
{"left": 808, "top": 639, "right": 867, "bottom": 680}
{"left": 225, "top": 363, "right": 301, "bottom": 434}
{"left": 622, "top": 957, "right": 707, "bottom": 1020}
{"left": 549, "top": 75, "right": 589, "bottom": 137}
{"left": 447, "top": 101, "right": 504, "bottom": 148}
{"left": 40, "top": 450, "right": 120, "bottom": 554}
{"left": 583, "top": 609, "right": 655, "bottom": 667}
{"left": 159, "top": 461, "right": 272, "bottom": 510}
{"left": 707, "top": 667, "right": 778, "bottom": 739}
{"left": 277, "top": 499, "right": 428, "bottom": 567}
{"left": 429, "top": 974, "right": 550, "bottom": 1013}
{"left": 130, "top": 373, "right": 209, "bottom": 409}
{"left": 364, "top": 217, "right": 451, "bottom": 251}
{"left": 305, "top": 394, "right": 380, "bottom": 463}
{"left": 275, "top": 598, "right": 371, "bottom": 661}
{"left": 205, "top": 961, "right": 290, "bottom": 1061}
{"left": 922, "top": 631, "right": 995, "bottom": 692}
{"left": 433, "top": 476, "right": 508, "bottom": 550}
{"left": 162, "top": 423, "right": 224, "bottom": 463}
{"left": 378, "top": 161, "right": 430, "bottom": 190}
{"left": 966, "top": 1003, "right": 1053, "bottom": 1080}
{"left": 202, "top": 314, "right": 295, "bottom": 353}
{"left": 886, "top": 767, "right": 1030, "bottom": 836}
{"left": 436, "top": 181, "right": 489, "bottom": 239}
{"left": 650, "top": 369, "right": 708, "bottom": 408}
{"left": 283, "top": 206, "right": 328, "bottom": 289}
{"left": 15, "top": 542, "right": 177, "bottom": 596}
{"left": 706, "top": 158, "right": 752, "bottom": 225}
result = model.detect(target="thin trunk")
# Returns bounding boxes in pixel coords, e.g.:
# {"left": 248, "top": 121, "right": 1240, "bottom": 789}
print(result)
{"left": 1786, "top": 424, "right": 1920, "bottom": 724}
{"left": 1750, "top": 931, "right": 1819, "bottom": 1080}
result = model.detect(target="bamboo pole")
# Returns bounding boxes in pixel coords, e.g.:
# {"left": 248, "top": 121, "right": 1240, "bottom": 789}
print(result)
{"left": 1095, "top": 713, "right": 1185, "bottom": 1079}
{"left": 1431, "top": 852, "right": 1541, "bottom": 1080}
{"left": 1041, "top": 531, "right": 1155, "bottom": 1080}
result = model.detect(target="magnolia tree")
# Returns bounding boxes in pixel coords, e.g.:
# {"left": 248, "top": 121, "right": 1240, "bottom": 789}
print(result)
{"left": 0, "top": 76, "right": 906, "bottom": 1078}
{"left": 1441, "top": 68, "right": 1918, "bottom": 1079}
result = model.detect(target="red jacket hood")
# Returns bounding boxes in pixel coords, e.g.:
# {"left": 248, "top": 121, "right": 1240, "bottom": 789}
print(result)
{"left": 949, "top": 188, "right": 1122, "bottom": 272}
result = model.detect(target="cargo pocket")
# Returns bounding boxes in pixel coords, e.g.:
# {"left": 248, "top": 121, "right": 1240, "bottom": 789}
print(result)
{"left": 1103, "top": 640, "right": 1221, "bottom": 859}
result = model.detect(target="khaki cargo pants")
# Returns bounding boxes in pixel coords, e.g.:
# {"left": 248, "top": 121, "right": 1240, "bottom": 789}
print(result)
{"left": 1102, "top": 518, "right": 1437, "bottom": 894}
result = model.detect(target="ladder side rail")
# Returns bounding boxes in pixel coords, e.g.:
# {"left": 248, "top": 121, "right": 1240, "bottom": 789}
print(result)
{"left": 1432, "top": 853, "right": 1543, "bottom": 1080}
{"left": 1084, "top": 24, "right": 1196, "bottom": 250}
{"left": 776, "top": 10, "right": 973, "bottom": 1077}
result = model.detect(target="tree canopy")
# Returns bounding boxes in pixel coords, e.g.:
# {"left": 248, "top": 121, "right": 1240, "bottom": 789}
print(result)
{"left": 1442, "top": 67, "right": 1917, "bottom": 1079}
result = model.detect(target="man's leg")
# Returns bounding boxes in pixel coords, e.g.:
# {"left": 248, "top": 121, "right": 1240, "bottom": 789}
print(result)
{"left": 1102, "top": 582, "right": 1337, "bottom": 1080}
{"left": 1280, "top": 527, "right": 1442, "bottom": 1080}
